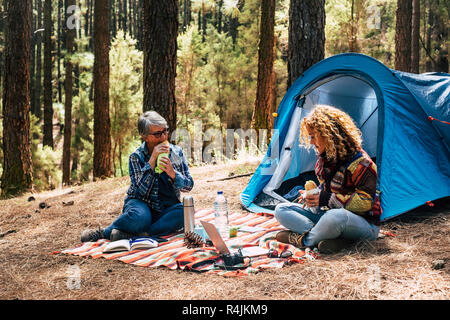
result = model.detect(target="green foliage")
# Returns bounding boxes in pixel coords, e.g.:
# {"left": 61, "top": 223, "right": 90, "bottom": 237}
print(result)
{"left": 1, "top": 0, "right": 446, "bottom": 195}
{"left": 176, "top": 0, "right": 261, "bottom": 133}
{"left": 72, "top": 88, "right": 93, "bottom": 182}
{"left": 326, "top": 0, "right": 397, "bottom": 68}
{"left": 30, "top": 115, "right": 61, "bottom": 191}
{"left": 109, "top": 30, "right": 143, "bottom": 177}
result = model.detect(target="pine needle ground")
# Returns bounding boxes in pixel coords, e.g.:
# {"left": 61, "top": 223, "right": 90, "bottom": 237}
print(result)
{"left": 0, "top": 160, "right": 448, "bottom": 300}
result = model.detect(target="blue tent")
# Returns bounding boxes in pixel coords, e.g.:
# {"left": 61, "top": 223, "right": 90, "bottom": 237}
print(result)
{"left": 240, "top": 53, "right": 450, "bottom": 221}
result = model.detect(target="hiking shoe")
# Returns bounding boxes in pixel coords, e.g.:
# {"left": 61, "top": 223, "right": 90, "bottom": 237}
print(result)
{"left": 110, "top": 229, "right": 133, "bottom": 241}
{"left": 80, "top": 228, "right": 105, "bottom": 242}
{"left": 276, "top": 230, "right": 306, "bottom": 248}
{"left": 318, "top": 238, "right": 354, "bottom": 254}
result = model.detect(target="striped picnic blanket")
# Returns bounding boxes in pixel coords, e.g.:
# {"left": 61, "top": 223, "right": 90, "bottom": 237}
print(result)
{"left": 61, "top": 209, "right": 319, "bottom": 277}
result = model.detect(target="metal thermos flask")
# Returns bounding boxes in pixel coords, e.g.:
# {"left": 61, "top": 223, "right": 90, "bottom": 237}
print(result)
{"left": 183, "top": 196, "right": 195, "bottom": 233}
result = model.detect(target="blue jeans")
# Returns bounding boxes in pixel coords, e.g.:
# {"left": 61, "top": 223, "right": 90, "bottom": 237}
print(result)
{"left": 274, "top": 203, "right": 379, "bottom": 247}
{"left": 103, "top": 198, "right": 184, "bottom": 239}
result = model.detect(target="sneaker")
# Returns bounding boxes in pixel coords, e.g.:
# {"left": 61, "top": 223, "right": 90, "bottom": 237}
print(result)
{"left": 276, "top": 230, "right": 306, "bottom": 248}
{"left": 80, "top": 228, "right": 105, "bottom": 242}
{"left": 110, "top": 229, "right": 133, "bottom": 241}
{"left": 318, "top": 238, "right": 354, "bottom": 254}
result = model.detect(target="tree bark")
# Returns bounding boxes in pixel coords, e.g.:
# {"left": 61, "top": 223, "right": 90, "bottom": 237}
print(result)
{"left": 89, "top": 0, "right": 93, "bottom": 49}
{"left": 287, "top": 0, "right": 325, "bottom": 88}
{"left": 93, "top": 0, "right": 112, "bottom": 179}
{"left": 425, "top": 0, "right": 433, "bottom": 72}
{"left": 183, "top": 0, "right": 191, "bottom": 31}
{"left": 34, "top": 0, "right": 42, "bottom": 119}
{"left": 57, "top": 0, "right": 63, "bottom": 103}
{"left": 395, "top": 0, "right": 412, "bottom": 72}
{"left": 43, "top": 0, "right": 53, "bottom": 148}
{"left": 62, "top": 0, "right": 76, "bottom": 186}
{"left": 123, "top": 0, "right": 127, "bottom": 33}
{"left": 1, "top": 0, "right": 33, "bottom": 196}
{"left": 30, "top": 0, "right": 36, "bottom": 117}
{"left": 226, "top": 0, "right": 244, "bottom": 47}
{"left": 143, "top": 0, "right": 178, "bottom": 133}
{"left": 411, "top": 0, "right": 420, "bottom": 73}
{"left": 431, "top": 0, "right": 448, "bottom": 72}
{"left": 251, "top": 0, "right": 276, "bottom": 132}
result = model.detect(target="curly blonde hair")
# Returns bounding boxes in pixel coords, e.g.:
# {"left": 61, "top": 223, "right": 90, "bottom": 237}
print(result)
{"left": 300, "top": 105, "right": 362, "bottom": 161}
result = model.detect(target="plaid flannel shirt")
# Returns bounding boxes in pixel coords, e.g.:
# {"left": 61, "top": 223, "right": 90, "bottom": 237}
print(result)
{"left": 125, "top": 142, "right": 194, "bottom": 212}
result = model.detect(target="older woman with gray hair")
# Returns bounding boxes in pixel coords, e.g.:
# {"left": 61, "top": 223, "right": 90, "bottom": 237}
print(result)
{"left": 81, "top": 111, "right": 194, "bottom": 242}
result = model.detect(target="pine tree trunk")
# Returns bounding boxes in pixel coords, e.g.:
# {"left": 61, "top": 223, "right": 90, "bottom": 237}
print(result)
{"left": 89, "top": 0, "right": 93, "bottom": 49}
{"left": 57, "top": 0, "right": 63, "bottom": 103}
{"left": 93, "top": 0, "right": 112, "bottom": 179}
{"left": 0, "top": 1, "right": 3, "bottom": 95}
{"left": 143, "top": 0, "right": 178, "bottom": 133}
{"left": 425, "top": 0, "right": 432, "bottom": 71}
{"left": 123, "top": 0, "right": 127, "bottom": 33}
{"left": 30, "top": 1, "right": 36, "bottom": 117}
{"left": 34, "top": 0, "right": 42, "bottom": 119}
{"left": 129, "top": 0, "right": 133, "bottom": 36}
{"left": 348, "top": 0, "right": 361, "bottom": 52}
{"left": 395, "top": 0, "right": 412, "bottom": 72}
{"left": 137, "top": 0, "right": 143, "bottom": 50}
{"left": 85, "top": 0, "right": 90, "bottom": 39}
{"left": 62, "top": 0, "right": 76, "bottom": 186}
{"left": 183, "top": 0, "right": 191, "bottom": 31}
{"left": 251, "top": 0, "right": 275, "bottom": 132}
{"left": 1, "top": 0, "right": 33, "bottom": 197}
{"left": 411, "top": 0, "right": 420, "bottom": 73}
{"left": 432, "top": 0, "right": 448, "bottom": 72}
{"left": 111, "top": 0, "right": 117, "bottom": 39}
{"left": 43, "top": 0, "right": 53, "bottom": 148}
{"left": 228, "top": 0, "right": 243, "bottom": 47}
{"left": 287, "top": 0, "right": 325, "bottom": 88}
{"left": 201, "top": 4, "right": 207, "bottom": 42}
{"left": 217, "top": 0, "right": 223, "bottom": 33}
{"left": 132, "top": 0, "right": 137, "bottom": 38}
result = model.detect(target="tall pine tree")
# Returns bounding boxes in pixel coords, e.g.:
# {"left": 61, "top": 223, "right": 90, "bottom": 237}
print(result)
{"left": 143, "top": 0, "right": 178, "bottom": 133}
{"left": 1, "top": 0, "right": 33, "bottom": 196}
{"left": 411, "top": 0, "right": 420, "bottom": 73}
{"left": 252, "top": 0, "right": 276, "bottom": 132}
{"left": 395, "top": 0, "right": 412, "bottom": 72}
{"left": 287, "top": 0, "right": 325, "bottom": 88}
{"left": 43, "top": 0, "right": 53, "bottom": 148}
{"left": 62, "top": 0, "right": 76, "bottom": 185}
{"left": 93, "top": 0, "right": 112, "bottom": 179}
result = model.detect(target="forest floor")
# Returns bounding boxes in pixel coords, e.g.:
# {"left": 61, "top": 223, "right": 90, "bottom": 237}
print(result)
{"left": 0, "top": 159, "right": 449, "bottom": 300}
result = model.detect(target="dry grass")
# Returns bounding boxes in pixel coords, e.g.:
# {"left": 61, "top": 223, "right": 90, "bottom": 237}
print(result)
{"left": 0, "top": 159, "right": 449, "bottom": 300}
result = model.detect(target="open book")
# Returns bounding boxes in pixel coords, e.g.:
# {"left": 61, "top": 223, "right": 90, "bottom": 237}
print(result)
{"left": 103, "top": 237, "right": 158, "bottom": 253}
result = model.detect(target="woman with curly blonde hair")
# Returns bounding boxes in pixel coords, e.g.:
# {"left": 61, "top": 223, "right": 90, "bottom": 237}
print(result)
{"left": 275, "top": 105, "right": 381, "bottom": 254}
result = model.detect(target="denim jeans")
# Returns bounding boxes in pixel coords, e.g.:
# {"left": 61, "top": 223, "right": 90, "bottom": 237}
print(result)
{"left": 274, "top": 202, "right": 379, "bottom": 247}
{"left": 103, "top": 198, "right": 184, "bottom": 239}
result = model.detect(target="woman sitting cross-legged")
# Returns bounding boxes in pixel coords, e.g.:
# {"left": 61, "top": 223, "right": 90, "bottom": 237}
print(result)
{"left": 275, "top": 105, "right": 381, "bottom": 254}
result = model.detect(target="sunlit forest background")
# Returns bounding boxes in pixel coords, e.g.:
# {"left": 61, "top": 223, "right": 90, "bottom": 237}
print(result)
{"left": 0, "top": 0, "right": 448, "bottom": 194}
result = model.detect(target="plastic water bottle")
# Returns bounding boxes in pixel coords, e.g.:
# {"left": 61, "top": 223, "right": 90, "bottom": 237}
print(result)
{"left": 214, "top": 191, "right": 229, "bottom": 240}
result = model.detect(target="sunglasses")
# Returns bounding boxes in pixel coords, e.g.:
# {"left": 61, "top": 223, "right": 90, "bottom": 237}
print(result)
{"left": 267, "top": 249, "right": 293, "bottom": 259}
{"left": 148, "top": 127, "right": 168, "bottom": 138}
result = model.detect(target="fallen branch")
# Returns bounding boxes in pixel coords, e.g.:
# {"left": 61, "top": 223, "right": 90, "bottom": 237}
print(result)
{"left": 207, "top": 172, "right": 253, "bottom": 182}
{"left": 0, "top": 229, "right": 17, "bottom": 238}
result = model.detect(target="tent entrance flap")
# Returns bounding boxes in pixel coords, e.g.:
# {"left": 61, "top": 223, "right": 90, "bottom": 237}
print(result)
{"left": 254, "top": 75, "right": 380, "bottom": 209}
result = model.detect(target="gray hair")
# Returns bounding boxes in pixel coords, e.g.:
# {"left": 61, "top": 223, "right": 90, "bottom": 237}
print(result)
{"left": 138, "top": 111, "right": 168, "bottom": 137}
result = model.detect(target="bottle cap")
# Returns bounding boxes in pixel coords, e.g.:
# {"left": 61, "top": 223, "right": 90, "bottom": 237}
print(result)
{"left": 183, "top": 195, "right": 194, "bottom": 206}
